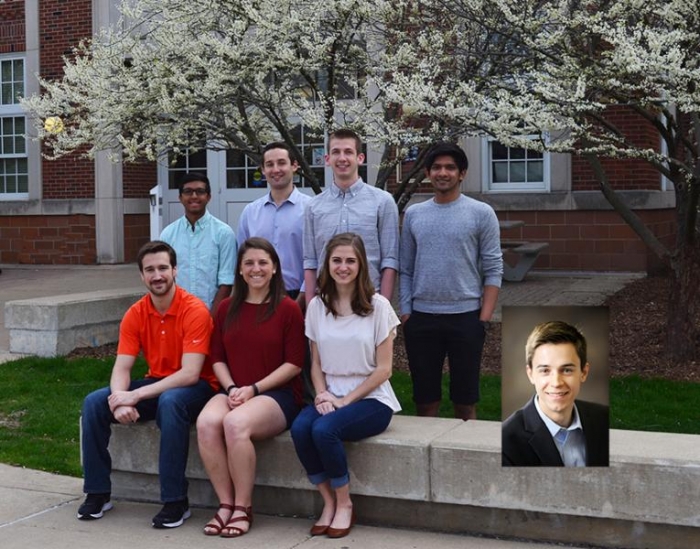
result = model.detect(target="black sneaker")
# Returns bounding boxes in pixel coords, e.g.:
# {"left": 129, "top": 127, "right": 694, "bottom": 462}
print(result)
{"left": 151, "top": 498, "right": 191, "bottom": 528}
{"left": 77, "top": 493, "right": 113, "bottom": 520}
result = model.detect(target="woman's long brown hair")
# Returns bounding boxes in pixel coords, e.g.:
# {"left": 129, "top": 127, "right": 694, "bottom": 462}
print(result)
{"left": 318, "top": 232, "right": 374, "bottom": 317}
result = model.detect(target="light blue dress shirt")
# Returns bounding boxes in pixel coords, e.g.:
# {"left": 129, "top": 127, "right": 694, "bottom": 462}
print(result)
{"left": 160, "top": 210, "right": 236, "bottom": 310}
{"left": 534, "top": 395, "right": 588, "bottom": 467}
{"left": 237, "top": 187, "right": 311, "bottom": 292}
{"left": 303, "top": 178, "right": 399, "bottom": 289}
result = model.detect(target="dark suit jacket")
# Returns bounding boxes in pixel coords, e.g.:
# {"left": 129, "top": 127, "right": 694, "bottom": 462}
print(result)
{"left": 502, "top": 397, "right": 609, "bottom": 466}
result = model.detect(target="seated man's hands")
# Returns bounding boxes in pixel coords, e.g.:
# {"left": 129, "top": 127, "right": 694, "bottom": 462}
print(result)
{"left": 108, "top": 390, "right": 140, "bottom": 412}
{"left": 112, "top": 405, "right": 140, "bottom": 424}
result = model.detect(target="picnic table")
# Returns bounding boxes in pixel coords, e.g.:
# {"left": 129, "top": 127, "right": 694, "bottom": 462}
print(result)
{"left": 499, "top": 220, "right": 549, "bottom": 282}
{"left": 499, "top": 220, "right": 525, "bottom": 231}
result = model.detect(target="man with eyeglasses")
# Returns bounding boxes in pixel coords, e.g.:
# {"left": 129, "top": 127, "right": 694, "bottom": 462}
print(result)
{"left": 160, "top": 172, "right": 236, "bottom": 315}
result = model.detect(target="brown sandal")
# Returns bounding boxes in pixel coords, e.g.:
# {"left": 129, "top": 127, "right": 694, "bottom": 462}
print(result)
{"left": 220, "top": 505, "right": 253, "bottom": 538}
{"left": 203, "top": 503, "right": 234, "bottom": 536}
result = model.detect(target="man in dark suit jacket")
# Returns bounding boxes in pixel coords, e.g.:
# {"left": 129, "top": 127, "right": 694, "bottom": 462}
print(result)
{"left": 502, "top": 320, "right": 609, "bottom": 467}
{"left": 502, "top": 397, "right": 609, "bottom": 466}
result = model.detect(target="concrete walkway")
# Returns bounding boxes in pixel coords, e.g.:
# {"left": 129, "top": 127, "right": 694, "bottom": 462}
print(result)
{"left": 0, "top": 463, "right": 561, "bottom": 549}
{"left": 0, "top": 265, "right": 138, "bottom": 361}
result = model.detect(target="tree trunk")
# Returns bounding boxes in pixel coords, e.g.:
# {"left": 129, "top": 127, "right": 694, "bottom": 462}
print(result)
{"left": 665, "top": 170, "right": 700, "bottom": 362}
{"left": 666, "top": 244, "right": 700, "bottom": 362}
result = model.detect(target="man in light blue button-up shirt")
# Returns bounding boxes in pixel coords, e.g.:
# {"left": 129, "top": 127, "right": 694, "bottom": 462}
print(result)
{"left": 303, "top": 129, "right": 399, "bottom": 306}
{"left": 238, "top": 142, "right": 311, "bottom": 305}
{"left": 160, "top": 173, "right": 236, "bottom": 315}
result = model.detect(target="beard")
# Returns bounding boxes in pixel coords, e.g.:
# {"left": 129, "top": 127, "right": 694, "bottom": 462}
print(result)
{"left": 148, "top": 278, "right": 174, "bottom": 296}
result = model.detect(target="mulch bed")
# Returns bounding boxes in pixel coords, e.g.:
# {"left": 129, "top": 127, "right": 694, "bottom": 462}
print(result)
{"left": 69, "top": 273, "right": 699, "bottom": 382}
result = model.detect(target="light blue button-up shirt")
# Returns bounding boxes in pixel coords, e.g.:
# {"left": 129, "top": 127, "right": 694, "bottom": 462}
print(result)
{"left": 534, "top": 396, "right": 587, "bottom": 467}
{"left": 160, "top": 210, "right": 236, "bottom": 310}
{"left": 303, "top": 178, "right": 399, "bottom": 289}
{"left": 237, "top": 187, "right": 311, "bottom": 292}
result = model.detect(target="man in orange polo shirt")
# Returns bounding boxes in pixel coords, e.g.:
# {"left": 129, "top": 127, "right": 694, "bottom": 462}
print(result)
{"left": 77, "top": 241, "right": 218, "bottom": 529}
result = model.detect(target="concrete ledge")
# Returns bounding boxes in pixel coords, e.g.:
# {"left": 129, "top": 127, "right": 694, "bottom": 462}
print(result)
{"left": 110, "top": 416, "right": 464, "bottom": 503}
{"left": 5, "top": 288, "right": 142, "bottom": 356}
{"left": 431, "top": 422, "right": 700, "bottom": 527}
{"left": 105, "top": 416, "right": 700, "bottom": 548}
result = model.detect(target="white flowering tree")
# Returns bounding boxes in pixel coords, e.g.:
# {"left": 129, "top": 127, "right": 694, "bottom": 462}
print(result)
{"left": 379, "top": 0, "right": 700, "bottom": 360}
{"left": 22, "top": 0, "right": 456, "bottom": 196}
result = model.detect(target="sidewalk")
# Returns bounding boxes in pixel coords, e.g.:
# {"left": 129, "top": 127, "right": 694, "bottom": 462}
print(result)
{"left": 0, "top": 463, "right": 559, "bottom": 549}
{"left": 0, "top": 264, "right": 139, "bottom": 360}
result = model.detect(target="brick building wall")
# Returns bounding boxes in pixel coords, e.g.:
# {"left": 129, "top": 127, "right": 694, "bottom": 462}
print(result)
{"left": 40, "top": 0, "right": 95, "bottom": 200}
{"left": 124, "top": 162, "right": 157, "bottom": 199}
{"left": 507, "top": 106, "right": 674, "bottom": 272}
{"left": 0, "top": 214, "right": 96, "bottom": 264}
{"left": 123, "top": 163, "right": 157, "bottom": 260}
{"left": 571, "top": 106, "right": 662, "bottom": 192}
{"left": 0, "top": 1, "right": 100, "bottom": 264}
{"left": 499, "top": 209, "right": 675, "bottom": 274}
{"left": 124, "top": 214, "right": 151, "bottom": 262}
{"left": 0, "top": 0, "right": 153, "bottom": 265}
{"left": 0, "top": 1, "right": 24, "bottom": 53}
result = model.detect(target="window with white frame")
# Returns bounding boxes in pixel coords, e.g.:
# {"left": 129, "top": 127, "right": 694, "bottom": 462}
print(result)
{"left": 482, "top": 136, "right": 550, "bottom": 192}
{"left": 0, "top": 57, "right": 28, "bottom": 197}
{"left": 167, "top": 147, "right": 208, "bottom": 189}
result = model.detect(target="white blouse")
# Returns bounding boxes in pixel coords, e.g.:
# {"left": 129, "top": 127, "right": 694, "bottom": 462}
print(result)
{"left": 305, "top": 294, "right": 402, "bottom": 412}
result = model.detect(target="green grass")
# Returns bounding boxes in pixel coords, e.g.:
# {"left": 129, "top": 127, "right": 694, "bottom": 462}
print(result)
{"left": 610, "top": 376, "right": 700, "bottom": 433}
{"left": 392, "top": 371, "right": 501, "bottom": 420}
{"left": 0, "top": 356, "right": 698, "bottom": 477}
{"left": 0, "top": 355, "right": 146, "bottom": 477}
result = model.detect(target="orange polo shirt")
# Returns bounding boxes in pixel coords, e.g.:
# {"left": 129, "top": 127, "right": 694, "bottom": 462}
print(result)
{"left": 117, "top": 285, "right": 218, "bottom": 391}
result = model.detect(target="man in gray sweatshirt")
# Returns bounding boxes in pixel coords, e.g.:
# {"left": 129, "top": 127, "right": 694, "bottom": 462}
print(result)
{"left": 399, "top": 142, "right": 503, "bottom": 420}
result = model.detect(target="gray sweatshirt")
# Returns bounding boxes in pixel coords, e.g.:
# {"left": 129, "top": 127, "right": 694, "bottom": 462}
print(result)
{"left": 399, "top": 195, "right": 503, "bottom": 315}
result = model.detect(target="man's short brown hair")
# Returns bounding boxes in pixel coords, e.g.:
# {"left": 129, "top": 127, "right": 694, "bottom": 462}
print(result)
{"left": 525, "top": 320, "right": 587, "bottom": 369}
{"left": 137, "top": 240, "right": 177, "bottom": 272}
{"left": 328, "top": 128, "right": 363, "bottom": 155}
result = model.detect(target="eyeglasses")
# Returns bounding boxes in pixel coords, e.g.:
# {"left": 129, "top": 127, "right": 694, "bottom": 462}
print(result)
{"left": 181, "top": 188, "right": 208, "bottom": 196}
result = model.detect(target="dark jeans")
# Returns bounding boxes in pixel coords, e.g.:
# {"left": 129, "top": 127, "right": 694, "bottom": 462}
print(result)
{"left": 403, "top": 310, "right": 486, "bottom": 405}
{"left": 81, "top": 378, "right": 214, "bottom": 502}
{"left": 290, "top": 399, "right": 393, "bottom": 489}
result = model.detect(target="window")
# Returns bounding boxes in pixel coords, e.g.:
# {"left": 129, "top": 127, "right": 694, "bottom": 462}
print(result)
{"left": 167, "top": 148, "right": 207, "bottom": 189}
{"left": 0, "top": 57, "right": 27, "bottom": 198}
{"left": 482, "top": 136, "right": 550, "bottom": 192}
{"left": 0, "top": 116, "right": 28, "bottom": 194}
{"left": 226, "top": 148, "right": 262, "bottom": 189}
{"left": 1, "top": 58, "right": 24, "bottom": 105}
{"left": 290, "top": 124, "right": 326, "bottom": 188}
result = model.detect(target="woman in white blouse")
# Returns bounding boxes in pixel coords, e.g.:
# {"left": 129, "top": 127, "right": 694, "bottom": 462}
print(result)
{"left": 291, "top": 232, "right": 401, "bottom": 539}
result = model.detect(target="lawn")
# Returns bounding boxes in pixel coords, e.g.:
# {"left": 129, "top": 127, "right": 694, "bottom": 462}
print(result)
{"left": 0, "top": 356, "right": 147, "bottom": 477}
{"left": 0, "top": 356, "right": 698, "bottom": 477}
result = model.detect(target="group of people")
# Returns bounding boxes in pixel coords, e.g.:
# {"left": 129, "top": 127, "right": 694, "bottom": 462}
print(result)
{"left": 79, "top": 129, "right": 607, "bottom": 538}
{"left": 78, "top": 229, "right": 400, "bottom": 538}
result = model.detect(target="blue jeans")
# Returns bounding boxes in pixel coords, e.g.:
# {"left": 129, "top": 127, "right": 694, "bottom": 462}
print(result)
{"left": 290, "top": 398, "right": 393, "bottom": 489}
{"left": 81, "top": 378, "right": 214, "bottom": 502}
